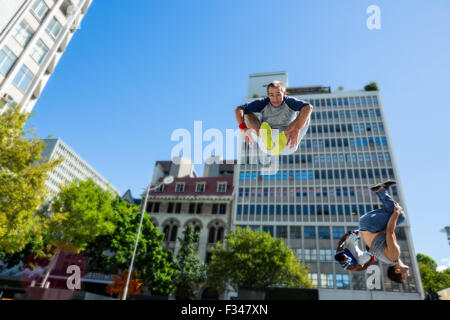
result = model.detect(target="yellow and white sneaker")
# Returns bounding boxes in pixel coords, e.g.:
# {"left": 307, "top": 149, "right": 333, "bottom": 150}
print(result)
{"left": 271, "top": 132, "right": 287, "bottom": 156}
{"left": 260, "top": 122, "right": 273, "bottom": 151}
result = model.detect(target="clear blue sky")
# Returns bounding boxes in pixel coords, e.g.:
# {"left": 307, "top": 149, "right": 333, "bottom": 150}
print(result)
{"left": 25, "top": 0, "right": 450, "bottom": 269}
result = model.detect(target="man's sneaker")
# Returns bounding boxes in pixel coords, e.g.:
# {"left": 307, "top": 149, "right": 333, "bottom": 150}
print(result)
{"left": 369, "top": 180, "right": 396, "bottom": 192}
{"left": 260, "top": 122, "right": 273, "bottom": 151}
{"left": 271, "top": 132, "right": 287, "bottom": 156}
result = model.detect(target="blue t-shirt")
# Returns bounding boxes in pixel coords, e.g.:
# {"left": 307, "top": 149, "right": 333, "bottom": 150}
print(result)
{"left": 239, "top": 96, "right": 310, "bottom": 130}
{"left": 336, "top": 248, "right": 359, "bottom": 270}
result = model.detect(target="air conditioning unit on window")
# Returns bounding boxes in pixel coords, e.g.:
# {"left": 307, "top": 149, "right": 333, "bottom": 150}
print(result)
{"left": 2, "top": 93, "right": 14, "bottom": 102}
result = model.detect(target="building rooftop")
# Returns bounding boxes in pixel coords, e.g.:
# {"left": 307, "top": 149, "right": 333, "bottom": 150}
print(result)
{"left": 150, "top": 176, "right": 233, "bottom": 197}
{"left": 155, "top": 161, "right": 173, "bottom": 174}
{"left": 287, "top": 86, "right": 331, "bottom": 95}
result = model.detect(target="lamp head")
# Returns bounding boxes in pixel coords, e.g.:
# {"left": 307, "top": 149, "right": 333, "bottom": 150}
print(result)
{"left": 163, "top": 176, "right": 174, "bottom": 185}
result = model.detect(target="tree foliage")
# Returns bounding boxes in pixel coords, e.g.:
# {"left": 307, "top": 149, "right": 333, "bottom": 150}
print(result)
{"left": 417, "top": 253, "right": 450, "bottom": 298}
{"left": 0, "top": 106, "right": 61, "bottom": 254}
{"left": 207, "top": 227, "right": 313, "bottom": 292}
{"left": 46, "top": 179, "right": 116, "bottom": 252}
{"left": 175, "top": 225, "right": 206, "bottom": 300}
{"left": 364, "top": 81, "right": 380, "bottom": 91}
{"left": 84, "top": 197, "right": 177, "bottom": 297}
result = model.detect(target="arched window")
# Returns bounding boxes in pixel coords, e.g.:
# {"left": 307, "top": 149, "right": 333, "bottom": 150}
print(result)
{"left": 163, "top": 226, "right": 170, "bottom": 241}
{"left": 170, "top": 226, "right": 178, "bottom": 242}
{"left": 208, "top": 227, "right": 216, "bottom": 244}
{"left": 217, "top": 227, "right": 224, "bottom": 242}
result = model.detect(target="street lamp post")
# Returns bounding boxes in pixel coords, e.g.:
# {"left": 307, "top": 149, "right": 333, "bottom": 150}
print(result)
{"left": 121, "top": 176, "right": 174, "bottom": 300}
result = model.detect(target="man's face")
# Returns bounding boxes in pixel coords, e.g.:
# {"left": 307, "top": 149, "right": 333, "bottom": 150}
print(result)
{"left": 395, "top": 265, "right": 410, "bottom": 282}
{"left": 268, "top": 86, "right": 285, "bottom": 107}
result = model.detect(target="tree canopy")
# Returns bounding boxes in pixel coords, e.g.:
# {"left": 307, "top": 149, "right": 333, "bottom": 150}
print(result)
{"left": 417, "top": 253, "right": 450, "bottom": 298}
{"left": 207, "top": 227, "right": 313, "bottom": 292}
{"left": 0, "top": 106, "right": 60, "bottom": 254}
{"left": 174, "top": 225, "right": 206, "bottom": 300}
{"left": 46, "top": 179, "right": 116, "bottom": 252}
{"left": 84, "top": 197, "right": 177, "bottom": 297}
{"left": 364, "top": 81, "right": 380, "bottom": 91}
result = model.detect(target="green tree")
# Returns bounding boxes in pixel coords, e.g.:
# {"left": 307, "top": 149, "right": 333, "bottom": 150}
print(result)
{"left": 364, "top": 81, "right": 380, "bottom": 91}
{"left": 46, "top": 179, "right": 116, "bottom": 251}
{"left": 417, "top": 253, "right": 438, "bottom": 270}
{"left": 175, "top": 225, "right": 206, "bottom": 300}
{"left": 207, "top": 227, "right": 313, "bottom": 292}
{"left": 33, "top": 179, "right": 117, "bottom": 287}
{"left": 0, "top": 105, "right": 61, "bottom": 254}
{"left": 0, "top": 236, "right": 44, "bottom": 271}
{"left": 417, "top": 253, "right": 450, "bottom": 298}
{"left": 84, "top": 197, "right": 177, "bottom": 297}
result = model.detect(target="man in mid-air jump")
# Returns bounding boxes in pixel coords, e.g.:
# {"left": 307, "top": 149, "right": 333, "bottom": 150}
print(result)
{"left": 234, "top": 81, "right": 313, "bottom": 155}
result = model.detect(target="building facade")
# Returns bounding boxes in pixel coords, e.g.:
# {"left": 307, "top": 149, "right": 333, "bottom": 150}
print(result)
{"left": 0, "top": 0, "right": 92, "bottom": 114}
{"left": 233, "top": 72, "right": 424, "bottom": 299}
{"left": 146, "top": 158, "right": 234, "bottom": 264}
{"left": 40, "top": 138, "right": 119, "bottom": 197}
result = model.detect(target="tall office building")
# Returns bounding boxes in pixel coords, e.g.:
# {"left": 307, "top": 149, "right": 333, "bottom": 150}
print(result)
{"left": 233, "top": 72, "right": 424, "bottom": 299}
{"left": 40, "top": 138, "right": 119, "bottom": 197}
{"left": 0, "top": 0, "right": 92, "bottom": 114}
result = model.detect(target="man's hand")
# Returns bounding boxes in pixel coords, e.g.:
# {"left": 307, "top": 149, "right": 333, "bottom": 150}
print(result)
{"left": 284, "top": 125, "right": 301, "bottom": 149}
{"left": 242, "top": 128, "right": 257, "bottom": 147}
{"left": 393, "top": 203, "right": 404, "bottom": 216}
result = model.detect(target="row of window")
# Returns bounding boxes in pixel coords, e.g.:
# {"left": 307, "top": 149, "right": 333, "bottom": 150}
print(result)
{"left": 239, "top": 168, "right": 395, "bottom": 181}
{"left": 308, "top": 273, "right": 350, "bottom": 289}
{"left": 237, "top": 225, "right": 407, "bottom": 241}
{"left": 14, "top": 15, "right": 61, "bottom": 47}
{"left": 306, "top": 96, "right": 379, "bottom": 109}
{"left": 300, "top": 137, "right": 388, "bottom": 149}
{"left": 251, "top": 152, "right": 391, "bottom": 166}
{"left": 0, "top": 1, "right": 66, "bottom": 93}
{"left": 237, "top": 204, "right": 379, "bottom": 216}
{"left": 310, "top": 109, "right": 381, "bottom": 121}
{"left": 54, "top": 146, "right": 103, "bottom": 184}
{"left": 162, "top": 225, "right": 225, "bottom": 244}
{"left": 50, "top": 169, "right": 70, "bottom": 185}
{"left": 238, "top": 186, "right": 398, "bottom": 199}
{"left": 239, "top": 225, "right": 352, "bottom": 239}
{"left": 296, "top": 249, "right": 335, "bottom": 262}
{"left": 147, "top": 202, "right": 228, "bottom": 215}
{"left": 309, "top": 123, "right": 384, "bottom": 135}
{"left": 30, "top": 0, "right": 76, "bottom": 23}
{"left": 171, "top": 182, "right": 228, "bottom": 193}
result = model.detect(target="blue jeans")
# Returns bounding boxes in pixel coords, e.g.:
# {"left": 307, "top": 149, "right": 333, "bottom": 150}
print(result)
{"left": 359, "top": 190, "right": 406, "bottom": 233}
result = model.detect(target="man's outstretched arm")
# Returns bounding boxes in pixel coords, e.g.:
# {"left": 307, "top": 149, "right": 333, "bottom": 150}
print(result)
{"left": 385, "top": 203, "right": 403, "bottom": 262}
{"left": 347, "top": 256, "right": 375, "bottom": 271}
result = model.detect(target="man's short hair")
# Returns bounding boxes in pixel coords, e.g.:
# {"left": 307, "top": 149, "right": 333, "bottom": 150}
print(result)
{"left": 267, "top": 81, "right": 286, "bottom": 93}
{"left": 387, "top": 266, "right": 404, "bottom": 283}
{"left": 335, "top": 253, "right": 347, "bottom": 263}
